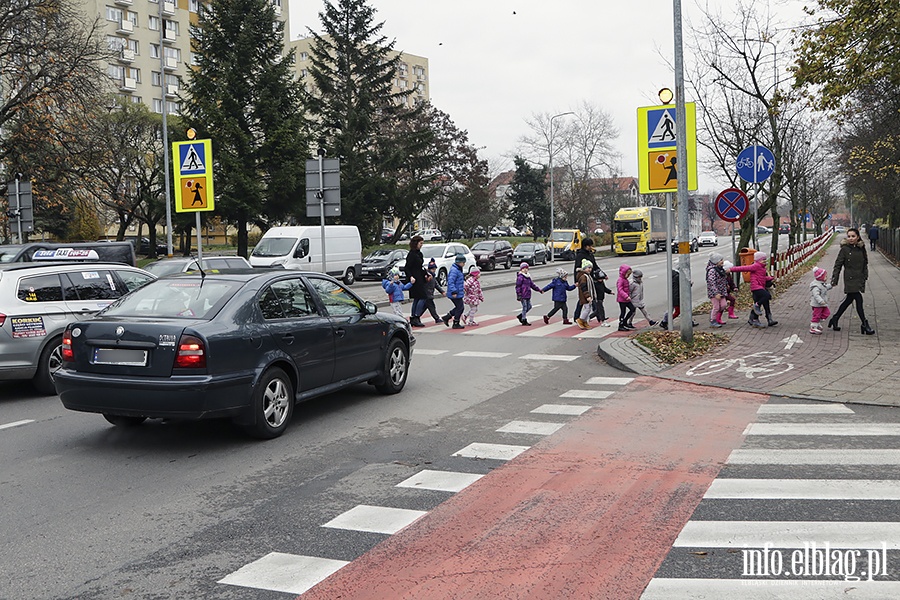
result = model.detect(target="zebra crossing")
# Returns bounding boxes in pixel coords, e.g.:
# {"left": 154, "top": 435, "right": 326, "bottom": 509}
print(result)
{"left": 413, "top": 311, "right": 625, "bottom": 338}
{"left": 217, "top": 376, "right": 635, "bottom": 596}
{"left": 641, "top": 400, "right": 900, "bottom": 598}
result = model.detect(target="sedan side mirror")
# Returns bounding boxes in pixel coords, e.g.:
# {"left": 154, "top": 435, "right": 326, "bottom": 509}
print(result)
{"left": 364, "top": 301, "right": 378, "bottom": 315}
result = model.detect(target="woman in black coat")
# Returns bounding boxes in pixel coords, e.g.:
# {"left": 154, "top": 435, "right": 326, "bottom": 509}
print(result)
{"left": 405, "top": 235, "right": 427, "bottom": 326}
{"left": 829, "top": 227, "right": 874, "bottom": 334}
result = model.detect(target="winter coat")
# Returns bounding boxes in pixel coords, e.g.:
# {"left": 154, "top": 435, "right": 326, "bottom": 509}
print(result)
{"left": 577, "top": 271, "right": 593, "bottom": 304}
{"left": 668, "top": 270, "right": 681, "bottom": 308}
{"left": 382, "top": 278, "right": 412, "bottom": 303}
{"left": 706, "top": 261, "right": 729, "bottom": 298}
{"left": 629, "top": 280, "right": 646, "bottom": 309}
{"left": 572, "top": 248, "right": 598, "bottom": 281}
{"left": 542, "top": 277, "right": 576, "bottom": 303}
{"left": 516, "top": 271, "right": 541, "bottom": 301}
{"left": 423, "top": 271, "right": 444, "bottom": 299}
{"left": 728, "top": 260, "right": 773, "bottom": 291}
{"left": 446, "top": 262, "right": 465, "bottom": 298}
{"left": 616, "top": 264, "right": 632, "bottom": 303}
{"left": 463, "top": 276, "right": 484, "bottom": 305}
{"left": 868, "top": 225, "right": 879, "bottom": 241}
{"left": 831, "top": 238, "right": 868, "bottom": 294}
{"left": 810, "top": 279, "right": 831, "bottom": 308}
{"left": 405, "top": 249, "right": 427, "bottom": 299}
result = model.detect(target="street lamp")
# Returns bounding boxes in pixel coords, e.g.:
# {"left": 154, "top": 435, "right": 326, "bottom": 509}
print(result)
{"left": 549, "top": 111, "right": 573, "bottom": 260}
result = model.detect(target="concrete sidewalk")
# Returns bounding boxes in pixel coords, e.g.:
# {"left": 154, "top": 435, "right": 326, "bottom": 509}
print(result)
{"left": 598, "top": 237, "right": 900, "bottom": 406}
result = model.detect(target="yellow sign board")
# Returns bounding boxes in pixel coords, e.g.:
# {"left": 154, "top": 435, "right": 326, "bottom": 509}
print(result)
{"left": 637, "top": 103, "right": 697, "bottom": 194}
{"left": 173, "top": 139, "right": 214, "bottom": 213}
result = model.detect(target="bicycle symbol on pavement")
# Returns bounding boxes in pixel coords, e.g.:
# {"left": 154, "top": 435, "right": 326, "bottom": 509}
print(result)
{"left": 685, "top": 351, "right": 795, "bottom": 379}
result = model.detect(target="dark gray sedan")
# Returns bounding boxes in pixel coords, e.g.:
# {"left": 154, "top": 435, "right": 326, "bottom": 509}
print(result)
{"left": 55, "top": 270, "right": 414, "bottom": 439}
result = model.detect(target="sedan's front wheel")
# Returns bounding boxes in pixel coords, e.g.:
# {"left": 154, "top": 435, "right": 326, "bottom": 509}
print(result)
{"left": 243, "top": 367, "right": 294, "bottom": 439}
{"left": 375, "top": 338, "right": 409, "bottom": 394}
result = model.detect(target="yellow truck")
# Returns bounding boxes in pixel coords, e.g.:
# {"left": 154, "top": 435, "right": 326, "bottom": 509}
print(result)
{"left": 548, "top": 229, "right": 585, "bottom": 261}
{"left": 613, "top": 207, "right": 668, "bottom": 255}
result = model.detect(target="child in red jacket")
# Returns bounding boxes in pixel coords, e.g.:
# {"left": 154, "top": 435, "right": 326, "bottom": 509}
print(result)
{"left": 728, "top": 251, "right": 776, "bottom": 328}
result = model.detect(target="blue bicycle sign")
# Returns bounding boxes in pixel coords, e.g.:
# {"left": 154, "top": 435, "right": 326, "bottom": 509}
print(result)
{"left": 736, "top": 145, "right": 775, "bottom": 184}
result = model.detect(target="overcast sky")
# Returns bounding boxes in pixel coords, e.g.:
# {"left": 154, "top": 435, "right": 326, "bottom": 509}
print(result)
{"left": 289, "top": 0, "right": 808, "bottom": 193}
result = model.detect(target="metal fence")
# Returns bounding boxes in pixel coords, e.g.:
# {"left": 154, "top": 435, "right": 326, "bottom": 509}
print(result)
{"left": 878, "top": 228, "right": 900, "bottom": 262}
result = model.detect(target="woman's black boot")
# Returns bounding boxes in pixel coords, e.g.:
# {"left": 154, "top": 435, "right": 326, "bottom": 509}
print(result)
{"left": 828, "top": 317, "right": 841, "bottom": 331}
{"left": 861, "top": 320, "right": 875, "bottom": 335}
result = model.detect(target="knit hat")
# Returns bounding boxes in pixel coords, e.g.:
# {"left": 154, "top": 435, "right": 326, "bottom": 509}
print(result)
{"left": 455, "top": 253, "right": 466, "bottom": 263}
{"left": 814, "top": 267, "right": 827, "bottom": 281}
{"left": 632, "top": 269, "right": 643, "bottom": 279}
{"left": 470, "top": 267, "right": 481, "bottom": 276}
{"left": 427, "top": 258, "right": 437, "bottom": 270}
{"left": 753, "top": 251, "right": 767, "bottom": 262}
{"left": 389, "top": 266, "right": 400, "bottom": 277}
{"left": 520, "top": 262, "right": 530, "bottom": 270}
{"left": 555, "top": 267, "right": 567, "bottom": 278}
{"left": 580, "top": 259, "right": 592, "bottom": 270}
{"left": 723, "top": 260, "right": 734, "bottom": 271}
{"left": 710, "top": 252, "right": 723, "bottom": 264}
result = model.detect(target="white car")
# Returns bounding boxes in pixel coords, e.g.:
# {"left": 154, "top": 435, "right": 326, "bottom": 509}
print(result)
{"left": 413, "top": 229, "right": 443, "bottom": 241}
{"left": 697, "top": 231, "right": 719, "bottom": 246}
{"left": 397, "top": 243, "right": 476, "bottom": 287}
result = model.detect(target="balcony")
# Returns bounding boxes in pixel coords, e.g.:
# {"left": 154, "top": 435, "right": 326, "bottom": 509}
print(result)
{"left": 164, "top": 56, "right": 178, "bottom": 71}
{"left": 114, "top": 0, "right": 132, "bottom": 5}
{"left": 117, "top": 19, "right": 134, "bottom": 35}
{"left": 120, "top": 77, "right": 137, "bottom": 92}
{"left": 161, "top": 1, "right": 175, "bottom": 16}
{"left": 166, "top": 84, "right": 179, "bottom": 97}
{"left": 162, "top": 29, "right": 176, "bottom": 44}
{"left": 118, "top": 48, "right": 135, "bottom": 63}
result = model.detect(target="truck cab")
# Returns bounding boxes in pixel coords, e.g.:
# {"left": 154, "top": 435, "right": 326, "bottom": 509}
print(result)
{"left": 548, "top": 229, "right": 584, "bottom": 261}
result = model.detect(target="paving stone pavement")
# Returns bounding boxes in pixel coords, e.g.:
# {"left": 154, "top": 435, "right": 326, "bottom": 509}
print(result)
{"left": 597, "top": 235, "right": 900, "bottom": 407}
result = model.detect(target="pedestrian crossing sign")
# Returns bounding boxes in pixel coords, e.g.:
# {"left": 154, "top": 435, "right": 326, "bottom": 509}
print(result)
{"left": 637, "top": 103, "right": 698, "bottom": 194}
{"left": 173, "top": 139, "right": 214, "bottom": 213}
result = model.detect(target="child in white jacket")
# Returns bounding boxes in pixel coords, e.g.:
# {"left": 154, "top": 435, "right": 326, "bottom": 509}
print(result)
{"left": 809, "top": 267, "right": 832, "bottom": 334}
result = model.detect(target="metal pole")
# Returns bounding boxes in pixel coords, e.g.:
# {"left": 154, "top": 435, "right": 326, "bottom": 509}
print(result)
{"left": 673, "top": 0, "right": 692, "bottom": 342}
{"left": 160, "top": 1, "right": 174, "bottom": 257}
{"left": 665, "top": 192, "right": 673, "bottom": 326}
{"left": 318, "top": 152, "right": 326, "bottom": 273}
{"left": 548, "top": 111, "right": 573, "bottom": 261}
{"left": 14, "top": 176, "right": 22, "bottom": 244}
{"left": 195, "top": 212, "right": 203, "bottom": 261}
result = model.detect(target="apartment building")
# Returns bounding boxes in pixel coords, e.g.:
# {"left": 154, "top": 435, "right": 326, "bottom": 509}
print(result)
{"left": 82, "top": 0, "right": 290, "bottom": 114}
{"left": 289, "top": 37, "right": 429, "bottom": 106}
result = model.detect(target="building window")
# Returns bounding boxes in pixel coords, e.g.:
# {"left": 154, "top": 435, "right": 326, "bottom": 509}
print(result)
{"left": 108, "top": 64, "right": 125, "bottom": 80}
{"left": 189, "top": 0, "right": 199, "bottom": 11}
{"left": 165, "top": 47, "right": 180, "bottom": 60}
{"left": 164, "top": 20, "right": 179, "bottom": 35}
{"left": 105, "top": 7, "right": 123, "bottom": 22}
{"left": 149, "top": 16, "right": 159, "bottom": 30}
{"left": 300, "top": 51, "right": 308, "bottom": 61}
{"left": 150, "top": 43, "right": 159, "bottom": 58}
{"left": 152, "top": 71, "right": 161, "bottom": 86}
{"left": 127, "top": 39, "right": 138, "bottom": 53}
{"left": 126, "top": 67, "right": 140, "bottom": 82}
{"left": 107, "top": 36, "right": 124, "bottom": 51}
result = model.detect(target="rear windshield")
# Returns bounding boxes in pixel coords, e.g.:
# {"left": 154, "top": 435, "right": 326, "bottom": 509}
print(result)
{"left": 143, "top": 261, "right": 189, "bottom": 276}
{"left": 100, "top": 278, "right": 241, "bottom": 319}
{"left": 251, "top": 237, "right": 296, "bottom": 257}
{"left": 0, "top": 246, "right": 24, "bottom": 263}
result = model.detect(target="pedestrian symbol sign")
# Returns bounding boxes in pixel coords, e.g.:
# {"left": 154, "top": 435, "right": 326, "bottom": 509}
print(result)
{"left": 637, "top": 103, "right": 698, "bottom": 194}
{"left": 173, "top": 139, "right": 214, "bottom": 213}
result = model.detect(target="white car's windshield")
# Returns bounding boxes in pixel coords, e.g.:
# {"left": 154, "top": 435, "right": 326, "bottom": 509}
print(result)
{"left": 251, "top": 238, "right": 296, "bottom": 257}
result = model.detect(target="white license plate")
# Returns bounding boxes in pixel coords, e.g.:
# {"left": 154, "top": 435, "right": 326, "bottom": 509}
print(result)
{"left": 93, "top": 348, "right": 148, "bottom": 366}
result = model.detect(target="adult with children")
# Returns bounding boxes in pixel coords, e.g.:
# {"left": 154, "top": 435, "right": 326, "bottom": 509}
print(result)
{"left": 405, "top": 236, "right": 427, "bottom": 327}
{"left": 828, "top": 227, "right": 875, "bottom": 335}
{"left": 573, "top": 238, "right": 612, "bottom": 326}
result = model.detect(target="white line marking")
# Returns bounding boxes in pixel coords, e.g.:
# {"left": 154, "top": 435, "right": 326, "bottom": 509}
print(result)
{"left": 705, "top": 479, "right": 900, "bottom": 500}
{"left": 515, "top": 322, "right": 574, "bottom": 337}
{"left": 413, "top": 349, "right": 448, "bottom": 356}
{"left": 396, "top": 469, "right": 483, "bottom": 493}
{"left": 673, "top": 521, "right": 900, "bottom": 549}
{"left": 464, "top": 319, "right": 526, "bottom": 335}
{"left": 496, "top": 420, "right": 565, "bottom": 435}
{"left": 642, "top": 579, "right": 900, "bottom": 599}
{"left": 727, "top": 449, "right": 900, "bottom": 465}
{"left": 453, "top": 351, "right": 511, "bottom": 358}
{"left": 531, "top": 404, "right": 591, "bottom": 416}
{"left": 585, "top": 376, "right": 634, "bottom": 385}
{"left": 453, "top": 442, "right": 530, "bottom": 461}
{"left": 519, "top": 354, "right": 579, "bottom": 362}
{"left": 218, "top": 552, "right": 348, "bottom": 595}
{"left": 560, "top": 390, "right": 613, "bottom": 399}
{"left": 322, "top": 504, "right": 427, "bottom": 535}
{"left": 746, "top": 423, "right": 900, "bottom": 436}
{"left": 0, "top": 420, "right": 35, "bottom": 430}
{"left": 757, "top": 404, "right": 853, "bottom": 414}
{"left": 570, "top": 325, "right": 618, "bottom": 338}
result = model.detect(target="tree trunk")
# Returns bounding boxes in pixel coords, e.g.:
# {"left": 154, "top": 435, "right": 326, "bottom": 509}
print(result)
{"left": 237, "top": 209, "right": 248, "bottom": 258}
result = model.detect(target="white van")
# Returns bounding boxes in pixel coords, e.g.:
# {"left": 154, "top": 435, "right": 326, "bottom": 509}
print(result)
{"left": 249, "top": 225, "right": 362, "bottom": 285}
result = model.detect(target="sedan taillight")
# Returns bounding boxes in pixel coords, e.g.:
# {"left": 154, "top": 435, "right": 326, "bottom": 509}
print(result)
{"left": 0, "top": 312, "right": 5, "bottom": 327}
{"left": 174, "top": 334, "right": 206, "bottom": 368}
{"left": 61, "top": 329, "right": 74, "bottom": 362}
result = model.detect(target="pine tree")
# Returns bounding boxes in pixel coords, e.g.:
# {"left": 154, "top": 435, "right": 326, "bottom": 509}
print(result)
{"left": 303, "top": 0, "right": 422, "bottom": 243}
{"left": 180, "top": 0, "right": 307, "bottom": 257}
{"left": 508, "top": 157, "right": 550, "bottom": 239}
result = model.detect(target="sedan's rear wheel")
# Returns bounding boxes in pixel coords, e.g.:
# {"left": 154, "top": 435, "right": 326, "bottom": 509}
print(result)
{"left": 103, "top": 414, "right": 147, "bottom": 427}
{"left": 32, "top": 336, "right": 63, "bottom": 396}
{"left": 375, "top": 338, "right": 409, "bottom": 394}
{"left": 342, "top": 268, "right": 356, "bottom": 286}
{"left": 243, "top": 367, "right": 294, "bottom": 439}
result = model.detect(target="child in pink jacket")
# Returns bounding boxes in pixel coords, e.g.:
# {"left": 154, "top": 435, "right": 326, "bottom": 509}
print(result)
{"left": 616, "top": 264, "right": 635, "bottom": 331}
{"left": 728, "top": 251, "right": 777, "bottom": 328}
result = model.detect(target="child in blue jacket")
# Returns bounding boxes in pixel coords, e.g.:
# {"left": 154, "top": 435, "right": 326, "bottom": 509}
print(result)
{"left": 383, "top": 267, "right": 413, "bottom": 319}
{"left": 542, "top": 268, "right": 576, "bottom": 324}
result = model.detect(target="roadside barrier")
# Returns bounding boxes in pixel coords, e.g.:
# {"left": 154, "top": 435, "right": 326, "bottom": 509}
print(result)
{"left": 770, "top": 230, "right": 833, "bottom": 278}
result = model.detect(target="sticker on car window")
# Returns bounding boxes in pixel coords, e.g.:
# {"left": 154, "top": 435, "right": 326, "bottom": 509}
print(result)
{"left": 10, "top": 316, "right": 47, "bottom": 338}
{"left": 81, "top": 272, "right": 100, "bottom": 279}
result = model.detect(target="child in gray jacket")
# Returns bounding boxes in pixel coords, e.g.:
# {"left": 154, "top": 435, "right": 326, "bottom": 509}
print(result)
{"left": 627, "top": 269, "right": 656, "bottom": 327}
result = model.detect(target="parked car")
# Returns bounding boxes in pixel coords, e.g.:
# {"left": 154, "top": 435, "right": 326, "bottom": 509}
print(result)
{"left": 490, "top": 226, "right": 516, "bottom": 237}
{"left": 143, "top": 256, "right": 252, "bottom": 277}
{"left": 512, "top": 242, "right": 549, "bottom": 266}
{"left": 413, "top": 229, "right": 443, "bottom": 241}
{"left": 756, "top": 225, "right": 772, "bottom": 234}
{"left": 1, "top": 241, "right": 137, "bottom": 266}
{"left": 379, "top": 228, "right": 396, "bottom": 244}
{"left": 133, "top": 237, "right": 167, "bottom": 256}
{"left": 834, "top": 225, "right": 846, "bottom": 233}
{"left": 470, "top": 240, "right": 513, "bottom": 271}
{"left": 0, "top": 261, "right": 155, "bottom": 394}
{"left": 396, "top": 243, "right": 476, "bottom": 287}
{"left": 778, "top": 224, "right": 790, "bottom": 234}
{"left": 697, "top": 231, "right": 719, "bottom": 247}
{"left": 359, "top": 248, "right": 408, "bottom": 280}
{"left": 55, "top": 271, "right": 414, "bottom": 439}
{"left": 671, "top": 236, "right": 700, "bottom": 253}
